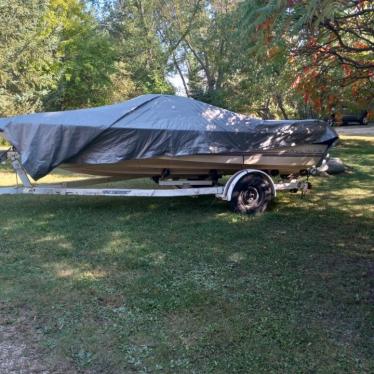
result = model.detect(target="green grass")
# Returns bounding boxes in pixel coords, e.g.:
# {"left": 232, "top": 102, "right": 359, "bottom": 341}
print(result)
{"left": 0, "top": 136, "right": 373, "bottom": 373}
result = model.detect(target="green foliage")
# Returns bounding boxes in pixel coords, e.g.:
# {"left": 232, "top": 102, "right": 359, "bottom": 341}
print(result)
{"left": 42, "top": 0, "right": 118, "bottom": 109}
{"left": 0, "top": 0, "right": 118, "bottom": 114}
{"left": 0, "top": 0, "right": 173, "bottom": 116}
{"left": 163, "top": 0, "right": 238, "bottom": 98}
{"left": 239, "top": 0, "right": 374, "bottom": 115}
{"left": 0, "top": 0, "right": 52, "bottom": 116}
{"left": 0, "top": 0, "right": 371, "bottom": 118}
{"left": 0, "top": 135, "right": 9, "bottom": 146}
{"left": 104, "top": 0, "right": 174, "bottom": 97}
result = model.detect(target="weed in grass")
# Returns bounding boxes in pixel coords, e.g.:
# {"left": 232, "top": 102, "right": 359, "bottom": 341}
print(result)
{"left": 0, "top": 137, "right": 373, "bottom": 372}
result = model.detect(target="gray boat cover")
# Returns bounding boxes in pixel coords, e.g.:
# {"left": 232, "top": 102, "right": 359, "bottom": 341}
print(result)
{"left": 0, "top": 94, "right": 338, "bottom": 180}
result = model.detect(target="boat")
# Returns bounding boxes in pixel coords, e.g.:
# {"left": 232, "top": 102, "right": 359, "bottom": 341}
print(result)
{"left": 60, "top": 143, "right": 328, "bottom": 180}
{"left": 0, "top": 94, "right": 338, "bottom": 182}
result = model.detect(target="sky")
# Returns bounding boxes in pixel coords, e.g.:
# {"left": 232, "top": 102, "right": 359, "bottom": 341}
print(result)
{"left": 167, "top": 73, "right": 188, "bottom": 97}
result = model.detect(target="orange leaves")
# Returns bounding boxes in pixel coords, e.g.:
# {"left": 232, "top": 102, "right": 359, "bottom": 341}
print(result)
{"left": 256, "top": 18, "right": 273, "bottom": 32}
{"left": 302, "top": 66, "right": 319, "bottom": 78}
{"left": 255, "top": 17, "right": 274, "bottom": 45}
{"left": 342, "top": 64, "right": 352, "bottom": 77}
{"left": 266, "top": 46, "right": 280, "bottom": 58}
{"left": 353, "top": 41, "right": 368, "bottom": 50}
{"left": 312, "top": 97, "right": 322, "bottom": 111}
{"left": 328, "top": 95, "right": 335, "bottom": 106}
{"left": 291, "top": 64, "right": 328, "bottom": 112}
{"left": 292, "top": 75, "right": 302, "bottom": 89}
{"left": 351, "top": 81, "right": 361, "bottom": 97}
{"left": 307, "top": 37, "right": 317, "bottom": 48}
{"left": 327, "top": 95, "right": 336, "bottom": 111}
{"left": 292, "top": 67, "right": 320, "bottom": 93}
{"left": 312, "top": 52, "right": 319, "bottom": 65}
{"left": 302, "top": 91, "right": 322, "bottom": 111}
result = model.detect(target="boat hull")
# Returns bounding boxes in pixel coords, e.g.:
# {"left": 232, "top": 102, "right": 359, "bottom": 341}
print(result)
{"left": 60, "top": 144, "right": 328, "bottom": 179}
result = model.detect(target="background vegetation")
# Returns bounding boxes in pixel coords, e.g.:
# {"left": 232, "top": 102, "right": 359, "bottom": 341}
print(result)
{"left": 0, "top": 0, "right": 373, "bottom": 119}
{"left": 0, "top": 2, "right": 373, "bottom": 372}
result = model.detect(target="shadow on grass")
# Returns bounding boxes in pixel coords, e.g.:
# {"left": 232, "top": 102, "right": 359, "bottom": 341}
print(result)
{"left": 0, "top": 137, "right": 373, "bottom": 372}
{"left": 1, "top": 190, "right": 373, "bottom": 372}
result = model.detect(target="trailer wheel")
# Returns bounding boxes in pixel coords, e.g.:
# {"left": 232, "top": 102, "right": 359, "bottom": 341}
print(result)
{"left": 229, "top": 173, "right": 273, "bottom": 214}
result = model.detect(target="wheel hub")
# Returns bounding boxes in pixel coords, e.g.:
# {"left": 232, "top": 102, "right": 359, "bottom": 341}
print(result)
{"left": 242, "top": 187, "right": 259, "bottom": 207}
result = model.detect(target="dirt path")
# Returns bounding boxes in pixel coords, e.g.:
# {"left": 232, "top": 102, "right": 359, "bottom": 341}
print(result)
{"left": 0, "top": 323, "right": 53, "bottom": 373}
{"left": 0, "top": 312, "right": 76, "bottom": 374}
{"left": 335, "top": 124, "right": 374, "bottom": 136}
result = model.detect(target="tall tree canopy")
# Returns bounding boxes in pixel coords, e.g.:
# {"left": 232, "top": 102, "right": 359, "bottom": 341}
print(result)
{"left": 240, "top": 0, "right": 374, "bottom": 115}
{"left": 0, "top": 0, "right": 119, "bottom": 115}
{"left": 0, "top": 0, "right": 372, "bottom": 119}
{"left": 43, "top": 0, "right": 118, "bottom": 110}
{"left": 0, "top": 0, "right": 51, "bottom": 115}
{"left": 103, "top": 0, "right": 174, "bottom": 96}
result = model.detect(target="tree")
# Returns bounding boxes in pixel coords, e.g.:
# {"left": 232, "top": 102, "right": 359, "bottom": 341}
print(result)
{"left": 0, "top": 0, "right": 122, "bottom": 114}
{"left": 1, "top": 0, "right": 371, "bottom": 120}
{"left": 42, "top": 0, "right": 119, "bottom": 110}
{"left": 157, "top": 0, "right": 238, "bottom": 103}
{"left": 104, "top": 0, "right": 174, "bottom": 97}
{"left": 240, "top": 0, "right": 374, "bottom": 115}
{"left": 0, "top": 0, "right": 52, "bottom": 116}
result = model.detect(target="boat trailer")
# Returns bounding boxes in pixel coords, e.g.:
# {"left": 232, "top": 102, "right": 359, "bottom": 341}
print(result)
{"left": 0, "top": 151, "right": 311, "bottom": 213}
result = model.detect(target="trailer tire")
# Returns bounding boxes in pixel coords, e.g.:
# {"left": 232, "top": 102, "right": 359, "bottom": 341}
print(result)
{"left": 229, "top": 173, "right": 273, "bottom": 214}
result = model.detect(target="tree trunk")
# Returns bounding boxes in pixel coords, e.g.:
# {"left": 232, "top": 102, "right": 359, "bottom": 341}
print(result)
{"left": 172, "top": 53, "right": 189, "bottom": 96}
{"left": 185, "top": 38, "right": 215, "bottom": 92}
{"left": 274, "top": 94, "right": 288, "bottom": 119}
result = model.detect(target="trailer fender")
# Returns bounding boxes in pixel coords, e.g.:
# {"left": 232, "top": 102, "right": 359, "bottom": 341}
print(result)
{"left": 222, "top": 169, "right": 276, "bottom": 201}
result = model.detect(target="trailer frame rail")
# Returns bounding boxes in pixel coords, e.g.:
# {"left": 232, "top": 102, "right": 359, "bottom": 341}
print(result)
{"left": 0, "top": 151, "right": 312, "bottom": 212}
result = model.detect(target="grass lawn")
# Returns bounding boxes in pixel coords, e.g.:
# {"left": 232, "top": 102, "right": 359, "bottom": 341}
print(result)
{"left": 0, "top": 136, "right": 373, "bottom": 373}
